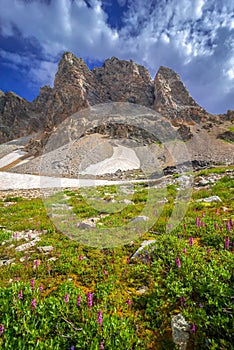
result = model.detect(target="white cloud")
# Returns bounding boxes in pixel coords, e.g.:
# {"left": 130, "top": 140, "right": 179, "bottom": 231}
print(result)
{"left": 0, "top": 0, "right": 233, "bottom": 113}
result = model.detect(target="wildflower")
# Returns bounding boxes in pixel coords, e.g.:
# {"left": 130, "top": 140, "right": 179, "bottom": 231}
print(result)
{"left": 78, "top": 255, "right": 83, "bottom": 261}
{"left": 103, "top": 270, "right": 108, "bottom": 275}
{"left": 76, "top": 294, "right": 81, "bottom": 307}
{"left": 190, "top": 323, "right": 196, "bottom": 333}
{"left": 64, "top": 293, "right": 69, "bottom": 303}
{"left": 183, "top": 223, "right": 187, "bottom": 229}
{"left": 176, "top": 257, "right": 181, "bottom": 268}
{"left": 183, "top": 248, "right": 187, "bottom": 254}
{"left": 127, "top": 299, "right": 132, "bottom": 305}
{"left": 189, "top": 236, "right": 194, "bottom": 247}
{"left": 100, "top": 341, "right": 104, "bottom": 350}
{"left": 31, "top": 298, "right": 36, "bottom": 309}
{"left": 180, "top": 295, "right": 185, "bottom": 306}
{"left": 70, "top": 346, "right": 75, "bottom": 350}
{"left": 30, "top": 279, "right": 35, "bottom": 290}
{"left": 0, "top": 324, "right": 4, "bottom": 335}
{"left": 86, "top": 292, "right": 93, "bottom": 307}
{"left": 225, "top": 236, "right": 230, "bottom": 250}
{"left": 18, "top": 290, "right": 23, "bottom": 300}
{"left": 230, "top": 218, "right": 233, "bottom": 227}
{"left": 195, "top": 216, "right": 200, "bottom": 227}
{"left": 215, "top": 208, "right": 219, "bottom": 215}
{"left": 97, "top": 310, "right": 103, "bottom": 327}
{"left": 226, "top": 222, "right": 232, "bottom": 232}
{"left": 206, "top": 248, "right": 210, "bottom": 254}
{"left": 34, "top": 260, "right": 39, "bottom": 269}
{"left": 199, "top": 303, "right": 203, "bottom": 308}
{"left": 214, "top": 222, "right": 218, "bottom": 230}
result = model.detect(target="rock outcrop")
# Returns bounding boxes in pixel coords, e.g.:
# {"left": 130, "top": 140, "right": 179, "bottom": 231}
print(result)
{"left": 153, "top": 66, "right": 209, "bottom": 125}
{"left": 0, "top": 91, "right": 40, "bottom": 144}
{"left": 0, "top": 52, "right": 232, "bottom": 157}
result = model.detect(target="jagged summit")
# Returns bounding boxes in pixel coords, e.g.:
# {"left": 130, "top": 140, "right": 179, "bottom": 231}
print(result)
{"left": 0, "top": 51, "right": 232, "bottom": 146}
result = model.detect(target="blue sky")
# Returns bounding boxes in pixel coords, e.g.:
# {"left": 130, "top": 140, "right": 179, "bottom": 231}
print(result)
{"left": 0, "top": 0, "right": 233, "bottom": 114}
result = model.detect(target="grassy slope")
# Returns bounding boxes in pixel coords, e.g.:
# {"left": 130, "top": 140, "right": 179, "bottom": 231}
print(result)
{"left": 0, "top": 167, "right": 233, "bottom": 349}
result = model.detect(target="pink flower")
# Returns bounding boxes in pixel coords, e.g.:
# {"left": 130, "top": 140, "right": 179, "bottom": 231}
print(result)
{"left": 127, "top": 299, "right": 132, "bottom": 305}
{"left": 183, "top": 248, "right": 187, "bottom": 254}
{"left": 190, "top": 323, "right": 196, "bottom": 333}
{"left": 103, "top": 270, "right": 108, "bottom": 275}
{"left": 34, "top": 260, "right": 39, "bottom": 269}
{"left": 30, "top": 279, "right": 35, "bottom": 290}
{"left": 39, "top": 285, "right": 43, "bottom": 292}
{"left": 97, "top": 310, "right": 103, "bottom": 327}
{"left": 18, "top": 290, "right": 23, "bottom": 300}
{"left": 225, "top": 236, "right": 230, "bottom": 250}
{"left": 64, "top": 293, "right": 69, "bottom": 303}
{"left": 31, "top": 298, "right": 36, "bottom": 309}
{"left": 180, "top": 295, "right": 185, "bottom": 306}
{"left": 195, "top": 216, "right": 200, "bottom": 228}
{"left": 0, "top": 324, "right": 4, "bottom": 335}
{"left": 100, "top": 342, "right": 104, "bottom": 350}
{"left": 176, "top": 257, "right": 181, "bottom": 268}
{"left": 189, "top": 236, "right": 194, "bottom": 247}
{"left": 86, "top": 292, "right": 93, "bottom": 307}
{"left": 76, "top": 295, "right": 81, "bottom": 307}
{"left": 78, "top": 255, "right": 83, "bottom": 261}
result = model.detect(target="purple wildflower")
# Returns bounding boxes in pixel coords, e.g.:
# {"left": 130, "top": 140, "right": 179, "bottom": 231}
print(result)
{"left": 127, "top": 299, "right": 132, "bottom": 305}
{"left": 176, "top": 257, "right": 181, "bottom": 268}
{"left": 207, "top": 248, "right": 210, "bottom": 254}
{"left": 199, "top": 303, "right": 203, "bottom": 308}
{"left": 100, "top": 341, "right": 104, "bottom": 350}
{"left": 97, "top": 310, "right": 103, "bottom": 327}
{"left": 226, "top": 222, "right": 232, "bottom": 232}
{"left": 190, "top": 323, "right": 196, "bottom": 333}
{"left": 103, "top": 270, "right": 108, "bottom": 275}
{"left": 230, "top": 218, "right": 233, "bottom": 227}
{"left": 31, "top": 298, "right": 36, "bottom": 309}
{"left": 70, "top": 346, "right": 75, "bottom": 350}
{"left": 225, "top": 236, "right": 230, "bottom": 250}
{"left": 30, "top": 279, "right": 35, "bottom": 290}
{"left": 39, "top": 285, "right": 43, "bottom": 292}
{"left": 86, "top": 292, "right": 93, "bottom": 308}
{"left": 34, "top": 260, "right": 39, "bottom": 269}
{"left": 18, "top": 290, "right": 23, "bottom": 300}
{"left": 214, "top": 222, "right": 218, "bottom": 230}
{"left": 195, "top": 216, "right": 200, "bottom": 228}
{"left": 180, "top": 296, "right": 185, "bottom": 306}
{"left": 189, "top": 236, "right": 194, "bottom": 247}
{"left": 76, "top": 294, "right": 81, "bottom": 307}
{"left": 183, "top": 248, "right": 187, "bottom": 254}
{"left": 78, "top": 255, "right": 83, "bottom": 261}
{"left": 0, "top": 324, "right": 4, "bottom": 335}
{"left": 183, "top": 223, "right": 187, "bottom": 229}
{"left": 64, "top": 293, "right": 69, "bottom": 303}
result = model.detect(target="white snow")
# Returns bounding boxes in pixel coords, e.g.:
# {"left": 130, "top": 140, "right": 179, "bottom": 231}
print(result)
{"left": 80, "top": 145, "right": 140, "bottom": 175}
{"left": 0, "top": 150, "right": 28, "bottom": 168}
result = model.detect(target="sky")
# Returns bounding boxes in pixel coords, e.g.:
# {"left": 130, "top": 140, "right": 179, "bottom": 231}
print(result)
{"left": 0, "top": 0, "right": 233, "bottom": 114}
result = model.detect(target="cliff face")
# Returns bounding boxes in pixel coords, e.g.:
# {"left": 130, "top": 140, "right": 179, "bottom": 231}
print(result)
{"left": 0, "top": 52, "right": 230, "bottom": 147}
{"left": 0, "top": 91, "right": 40, "bottom": 143}
{"left": 153, "top": 66, "right": 209, "bottom": 125}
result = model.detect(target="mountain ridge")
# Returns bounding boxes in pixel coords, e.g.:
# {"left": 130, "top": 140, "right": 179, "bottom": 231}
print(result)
{"left": 0, "top": 52, "right": 233, "bottom": 152}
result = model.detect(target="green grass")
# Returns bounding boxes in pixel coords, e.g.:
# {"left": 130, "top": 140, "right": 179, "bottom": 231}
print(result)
{"left": 0, "top": 168, "right": 233, "bottom": 349}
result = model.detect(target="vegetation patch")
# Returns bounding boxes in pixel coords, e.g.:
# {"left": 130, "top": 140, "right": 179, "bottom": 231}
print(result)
{"left": 0, "top": 167, "right": 233, "bottom": 349}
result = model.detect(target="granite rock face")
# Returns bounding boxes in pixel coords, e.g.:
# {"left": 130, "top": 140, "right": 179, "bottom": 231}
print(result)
{"left": 153, "top": 66, "right": 209, "bottom": 125}
{"left": 0, "top": 52, "right": 233, "bottom": 158}
{"left": 0, "top": 91, "right": 40, "bottom": 144}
